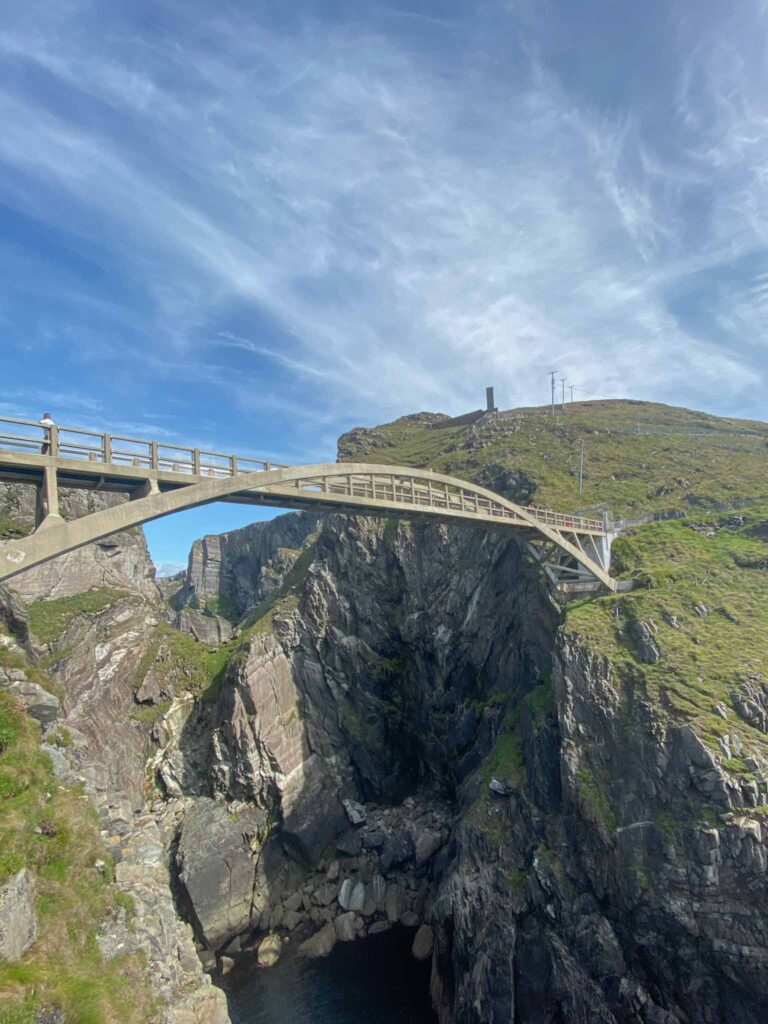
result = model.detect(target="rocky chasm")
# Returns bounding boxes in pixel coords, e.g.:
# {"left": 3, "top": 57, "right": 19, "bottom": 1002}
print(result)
{"left": 2, "top": 482, "right": 768, "bottom": 1022}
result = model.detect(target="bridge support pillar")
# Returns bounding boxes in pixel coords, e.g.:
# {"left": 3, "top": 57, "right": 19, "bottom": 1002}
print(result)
{"left": 35, "top": 465, "right": 63, "bottom": 530}
{"left": 130, "top": 478, "right": 160, "bottom": 500}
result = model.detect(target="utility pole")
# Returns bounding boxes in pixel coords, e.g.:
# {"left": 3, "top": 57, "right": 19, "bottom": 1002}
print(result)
{"left": 578, "top": 439, "right": 585, "bottom": 496}
{"left": 560, "top": 377, "right": 567, "bottom": 410}
{"left": 548, "top": 371, "right": 556, "bottom": 419}
{"left": 569, "top": 384, "right": 574, "bottom": 403}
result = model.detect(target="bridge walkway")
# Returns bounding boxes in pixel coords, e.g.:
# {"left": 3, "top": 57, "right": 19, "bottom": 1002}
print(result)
{"left": 0, "top": 416, "right": 620, "bottom": 593}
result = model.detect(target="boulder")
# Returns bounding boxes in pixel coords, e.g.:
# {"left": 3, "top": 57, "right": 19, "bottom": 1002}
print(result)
{"left": 338, "top": 879, "right": 366, "bottom": 912}
{"left": 326, "top": 859, "right": 341, "bottom": 881}
{"left": 257, "top": 933, "right": 282, "bottom": 967}
{"left": 336, "top": 830, "right": 363, "bottom": 857}
{"left": 298, "top": 922, "right": 337, "bottom": 958}
{"left": 363, "top": 831, "right": 385, "bottom": 849}
{"left": 312, "top": 881, "right": 338, "bottom": 907}
{"left": 411, "top": 924, "right": 434, "bottom": 960}
{"left": 343, "top": 799, "right": 367, "bottom": 826}
{"left": 384, "top": 883, "right": 404, "bottom": 923}
{"left": 379, "top": 830, "right": 414, "bottom": 872}
{"left": 628, "top": 619, "right": 662, "bottom": 664}
{"left": 2, "top": 679, "right": 59, "bottom": 725}
{"left": 175, "top": 798, "right": 266, "bottom": 951}
{"left": 414, "top": 830, "right": 444, "bottom": 865}
{"left": 0, "top": 870, "right": 37, "bottom": 960}
{"left": 335, "top": 911, "right": 359, "bottom": 941}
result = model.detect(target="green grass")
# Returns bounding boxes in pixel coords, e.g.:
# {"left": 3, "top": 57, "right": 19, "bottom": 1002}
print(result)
{"left": 130, "top": 700, "right": 172, "bottom": 724}
{"left": 341, "top": 399, "right": 768, "bottom": 775}
{"left": 132, "top": 624, "right": 234, "bottom": 705}
{"left": 576, "top": 763, "right": 617, "bottom": 832}
{"left": 0, "top": 690, "right": 154, "bottom": 1023}
{"left": 28, "top": 590, "right": 127, "bottom": 646}
{"left": 201, "top": 593, "right": 241, "bottom": 624}
{"left": 338, "top": 400, "right": 768, "bottom": 518}
{"left": 0, "top": 512, "right": 28, "bottom": 539}
{"left": 0, "top": 646, "right": 58, "bottom": 696}
{"left": 566, "top": 506, "right": 768, "bottom": 764}
{"left": 239, "top": 537, "right": 317, "bottom": 636}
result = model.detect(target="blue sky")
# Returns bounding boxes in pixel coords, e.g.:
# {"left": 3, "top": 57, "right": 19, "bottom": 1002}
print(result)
{"left": 1, "top": 0, "right": 767, "bottom": 568}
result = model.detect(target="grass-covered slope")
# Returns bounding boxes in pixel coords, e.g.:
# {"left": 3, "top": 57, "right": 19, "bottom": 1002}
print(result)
{"left": 340, "top": 399, "right": 768, "bottom": 766}
{"left": 0, "top": 680, "right": 154, "bottom": 1023}
{"left": 339, "top": 400, "right": 768, "bottom": 517}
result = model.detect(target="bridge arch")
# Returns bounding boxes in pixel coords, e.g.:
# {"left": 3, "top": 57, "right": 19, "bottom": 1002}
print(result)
{"left": 0, "top": 462, "right": 617, "bottom": 591}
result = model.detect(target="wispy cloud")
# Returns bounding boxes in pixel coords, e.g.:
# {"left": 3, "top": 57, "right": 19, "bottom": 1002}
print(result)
{"left": 0, "top": 0, "right": 766, "bottom": 445}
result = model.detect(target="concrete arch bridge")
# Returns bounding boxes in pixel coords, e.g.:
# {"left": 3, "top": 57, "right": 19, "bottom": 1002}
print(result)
{"left": 0, "top": 417, "right": 621, "bottom": 594}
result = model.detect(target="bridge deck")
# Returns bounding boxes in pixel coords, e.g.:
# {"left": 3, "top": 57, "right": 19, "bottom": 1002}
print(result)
{"left": 0, "top": 416, "right": 607, "bottom": 536}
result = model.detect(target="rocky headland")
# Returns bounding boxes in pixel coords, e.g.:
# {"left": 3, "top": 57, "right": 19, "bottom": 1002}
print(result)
{"left": 2, "top": 399, "right": 768, "bottom": 1023}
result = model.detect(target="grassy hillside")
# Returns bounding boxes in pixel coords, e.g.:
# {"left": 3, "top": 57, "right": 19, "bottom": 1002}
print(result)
{"left": 340, "top": 399, "right": 768, "bottom": 774}
{"left": 0, "top": 645, "right": 155, "bottom": 1023}
{"left": 338, "top": 400, "right": 768, "bottom": 518}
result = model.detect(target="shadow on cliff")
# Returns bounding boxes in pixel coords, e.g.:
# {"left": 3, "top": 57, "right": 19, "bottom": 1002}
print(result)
{"left": 164, "top": 512, "right": 559, "bottom": 973}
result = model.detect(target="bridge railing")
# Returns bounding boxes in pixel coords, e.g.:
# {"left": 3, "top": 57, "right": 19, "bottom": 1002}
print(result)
{"left": 0, "top": 416, "right": 285, "bottom": 477}
{"left": 0, "top": 416, "right": 605, "bottom": 532}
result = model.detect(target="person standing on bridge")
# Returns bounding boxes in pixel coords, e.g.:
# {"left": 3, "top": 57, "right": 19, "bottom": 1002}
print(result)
{"left": 39, "top": 412, "right": 55, "bottom": 455}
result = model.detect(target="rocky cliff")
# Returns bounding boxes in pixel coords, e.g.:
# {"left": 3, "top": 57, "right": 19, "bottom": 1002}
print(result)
{"left": 3, "top": 399, "right": 768, "bottom": 1023}
{"left": 0, "top": 482, "right": 158, "bottom": 601}
{"left": 174, "top": 511, "right": 319, "bottom": 620}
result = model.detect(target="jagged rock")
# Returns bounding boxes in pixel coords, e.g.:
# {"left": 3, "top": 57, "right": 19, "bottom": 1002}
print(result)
{"left": 256, "top": 933, "right": 282, "bottom": 967}
{"left": 218, "top": 955, "right": 235, "bottom": 976}
{"left": 175, "top": 798, "right": 266, "bottom": 951}
{"left": 284, "top": 893, "right": 303, "bottom": 913}
{"left": 368, "top": 920, "right": 391, "bottom": 935}
{"left": 211, "top": 633, "right": 347, "bottom": 866}
{"left": 0, "top": 485, "right": 157, "bottom": 602}
{"left": 338, "top": 879, "right": 365, "bottom": 912}
{"left": 298, "top": 922, "right": 337, "bottom": 958}
{"left": 414, "top": 830, "right": 444, "bottom": 864}
{"left": 384, "top": 883, "right": 404, "bottom": 923}
{"left": 282, "top": 910, "right": 304, "bottom": 931}
{"left": 175, "top": 511, "right": 318, "bottom": 619}
{"left": 336, "top": 831, "right": 363, "bottom": 857}
{"left": 412, "top": 924, "right": 434, "bottom": 960}
{"left": 312, "top": 882, "right": 338, "bottom": 907}
{"left": 325, "top": 859, "right": 340, "bottom": 881}
{"left": 1, "top": 678, "right": 59, "bottom": 725}
{"left": 400, "top": 911, "right": 420, "bottom": 927}
{"left": 334, "top": 911, "right": 359, "bottom": 941}
{"left": 0, "top": 869, "right": 37, "bottom": 960}
{"left": 379, "top": 831, "right": 415, "bottom": 872}
{"left": 198, "top": 949, "right": 216, "bottom": 973}
{"left": 628, "top": 619, "right": 662, "bottom": 663}
{"left": 343, "top": 798, "right": 367, "bottom": 825}
{"left": 174, "top": 608, "right": 233, "bottom": 644}
{"left": 489, "top": 778, "right": 511, "bottom": 796}
{"left": 362, "top": 830, "right": 385, "bottom": 849}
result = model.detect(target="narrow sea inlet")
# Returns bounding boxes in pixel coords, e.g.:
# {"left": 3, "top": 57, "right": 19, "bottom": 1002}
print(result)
{"left": 219, "top": 927, "right": 437, "bottom": 1023}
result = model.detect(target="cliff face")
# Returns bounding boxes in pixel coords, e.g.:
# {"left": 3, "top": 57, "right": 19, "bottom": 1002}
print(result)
{"left": 6, "top": 400, "right": 768, "bottom": 1023}
{"left": 149, "top": 507, "right": 768, "bottom": 1023}
{"left": 0, "top": 482, "right": 158, "bottom": 601}
{"left": 175, "top": 511, "right": 318, "bottom": 619}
